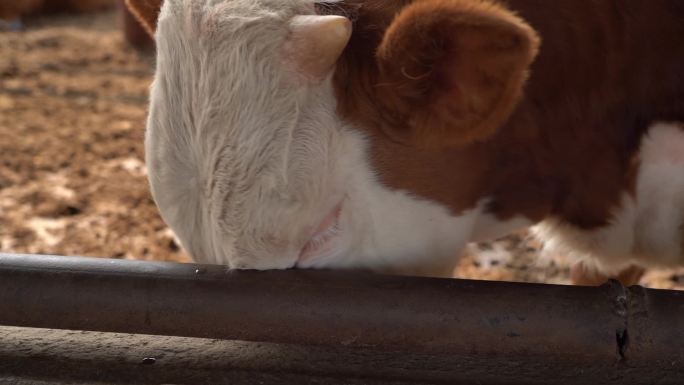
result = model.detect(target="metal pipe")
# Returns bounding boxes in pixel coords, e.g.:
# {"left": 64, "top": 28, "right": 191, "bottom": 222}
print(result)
{"left": 1, "top": 253, "right": 683, "bottom": 384}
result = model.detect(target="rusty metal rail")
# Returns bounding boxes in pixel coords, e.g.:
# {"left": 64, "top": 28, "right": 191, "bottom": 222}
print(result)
{"left": 0, "top": 252, "right": 683, "bottom": 384}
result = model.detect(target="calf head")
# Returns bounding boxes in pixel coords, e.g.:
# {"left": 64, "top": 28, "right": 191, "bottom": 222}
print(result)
{"left": 132, "top": 0, "right": 539, "bottom": 276}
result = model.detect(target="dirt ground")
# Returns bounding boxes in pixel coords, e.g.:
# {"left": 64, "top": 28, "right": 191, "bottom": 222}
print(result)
{"left": 1, "top": 9, "right": 683, "bottom": 289}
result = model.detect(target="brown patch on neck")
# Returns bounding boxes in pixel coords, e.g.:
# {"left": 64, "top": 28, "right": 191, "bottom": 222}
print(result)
{"left": 332, "top": 0, "right": 543, "bottom": 218}
{"left": 332, "top": 0, "right": 684, "bottom": 229}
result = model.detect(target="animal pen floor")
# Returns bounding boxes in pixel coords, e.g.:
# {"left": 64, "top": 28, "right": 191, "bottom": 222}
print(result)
{"left": 1, "top": 9, "right": 682, "bottom": 290}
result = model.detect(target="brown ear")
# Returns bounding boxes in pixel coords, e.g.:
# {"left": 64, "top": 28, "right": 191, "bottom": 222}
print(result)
{"left": 375, "top": 0, "right": 540, "bottom": 148}
{"left": 124, "top": 0, "right": 162, "bottom": 37}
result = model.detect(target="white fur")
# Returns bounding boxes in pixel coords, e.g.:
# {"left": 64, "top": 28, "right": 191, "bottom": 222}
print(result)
{"left": 533, "top": 122, "right": 684, "bottom": 275}
{"left": 145, "top": 0, "right": 496, "bottom": 275}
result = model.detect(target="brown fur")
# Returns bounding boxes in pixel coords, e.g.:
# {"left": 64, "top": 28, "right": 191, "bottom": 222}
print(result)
{"left": 332, "top": 0, "right": 684, "bottom": 232}
{"left": 375, "top": 0, "right": 539, "bottom": 147}
{"left": 124, "top": 0, "right": 162, "bottom": 37}
{"left": 331, "top": 0, "right": 684, "bottom": 284}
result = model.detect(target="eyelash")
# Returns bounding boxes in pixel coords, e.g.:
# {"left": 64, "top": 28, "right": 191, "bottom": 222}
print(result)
{"left": 314, "top": 1, "right": 345, "bottom": 16}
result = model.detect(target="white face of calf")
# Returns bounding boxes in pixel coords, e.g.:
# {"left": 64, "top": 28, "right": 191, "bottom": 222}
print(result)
{"left": 146, "top": 0, "right": 490, "bottom": 275}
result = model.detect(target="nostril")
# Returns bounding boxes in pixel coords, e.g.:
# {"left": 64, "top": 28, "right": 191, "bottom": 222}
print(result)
{"left": 299, "top": 201, "right": 344, "bottom": 264}
{"left": 312, "top": 202, "right": 343, "bottom": 238}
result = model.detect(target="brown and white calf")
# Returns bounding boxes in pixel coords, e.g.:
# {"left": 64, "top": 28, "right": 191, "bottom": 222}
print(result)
{"left": 128, "top": 0, "right": 684, "bottom": 285}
